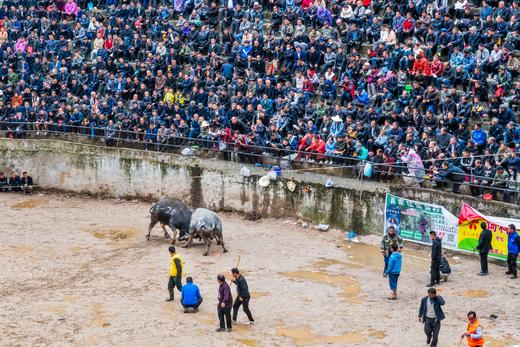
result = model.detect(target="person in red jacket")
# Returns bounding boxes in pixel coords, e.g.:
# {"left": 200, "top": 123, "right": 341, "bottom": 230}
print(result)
{"left": 411, "top": 51, "right": 431, "bottom": 84}
{"left": 305, "top": 135, "right": 326, "bottom": 162}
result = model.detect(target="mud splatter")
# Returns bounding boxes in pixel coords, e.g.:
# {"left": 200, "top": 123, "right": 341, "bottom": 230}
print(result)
{"left": 457, "top": 290, "right": 489, "bottom": 298}
{"left": 90, "top": 226, "right": 138, "bottom": 241}
{"left": 486, "top": 335, "right": 520, "bottom": 347}
{"left": 250, "top": 291, "right": 269, "bottom": 298}
{"left": 46, "top": 305, "right": 67, "bottom": 314}
{"left": 368, "top": 330, "right": 386, "bottom": 339}
{"left": 11, "top": 198, "right": 48, "bottom": 209}
{"left": 276, "top": 325, "right": 367, "bottom": 346}
{"left": 237, "top": 338, "right": 258, "bottom": 346}
{"left": 91, "top": 303, "right": 111, "bottom": 328}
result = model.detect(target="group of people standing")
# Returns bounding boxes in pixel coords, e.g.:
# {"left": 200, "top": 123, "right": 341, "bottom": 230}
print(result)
{"left": 166, "top": 246, "right": 254, "bottom": 332}
{"left": 381, "top": 221, "right": 520, "bottom": 347}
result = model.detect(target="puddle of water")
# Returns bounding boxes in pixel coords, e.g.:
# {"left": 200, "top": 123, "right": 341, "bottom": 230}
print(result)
{"left": 90, "top": 226, "right": 139, "bottom": 241}
{"left": 341, "top": 242, "right": 429, "bottom": 272}
{"left": 237, "top": 338, "right": 258, "bottom": 346}
{"left": 276, "top": 326, "right": 367, "bottom": 346}
{"left": 487, "top": 335, "right": 520, "bottom": 347}
{"left": 457, "top": 290, "right": 489, "bottom": 298}
{"left": 11, "top": 198, "right": 49, "bottom": 208}
{"left": 250, "top": 291, "right": 269, "bottom": 298}
{"left": 281, "top": 271, "right": 363, "bottom": 304}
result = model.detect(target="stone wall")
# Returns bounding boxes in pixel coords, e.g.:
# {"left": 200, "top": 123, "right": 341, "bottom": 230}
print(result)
{"left": 1, "top": 139, "right": 518, "bottom": 234}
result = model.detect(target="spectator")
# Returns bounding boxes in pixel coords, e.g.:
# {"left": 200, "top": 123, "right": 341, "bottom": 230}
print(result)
{"left": 8, "top": 172, "right": 21, "bottom": 192}
{"left": 0, "top": 172, "right": 8, "bottom": 192}
{"left": 0, "top": 0, "right": 516, "bottom": 203}
{"left": 21, "top": 172, "right": 34, "bottom": 195}
{"left": 181, "top": 277, "right": 203, "bottom": 313}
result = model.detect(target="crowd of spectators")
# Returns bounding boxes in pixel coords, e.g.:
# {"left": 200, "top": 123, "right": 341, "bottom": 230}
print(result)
{"left": 0, "top": 0, "right": 519, "bottom": 200}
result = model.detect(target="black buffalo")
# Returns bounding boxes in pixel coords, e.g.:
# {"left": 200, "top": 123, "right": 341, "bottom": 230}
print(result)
{"left": 147, "top": 198, "right": 192, "bottom": 244}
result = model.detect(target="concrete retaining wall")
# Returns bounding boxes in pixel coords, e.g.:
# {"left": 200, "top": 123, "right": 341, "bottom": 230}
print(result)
{"left": 1, "top": 139, "right": 518, "bottom": 233}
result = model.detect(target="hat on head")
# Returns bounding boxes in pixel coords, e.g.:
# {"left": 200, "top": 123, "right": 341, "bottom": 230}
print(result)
{"left": 331, "top": 115, "right": 343, "bottom": 122}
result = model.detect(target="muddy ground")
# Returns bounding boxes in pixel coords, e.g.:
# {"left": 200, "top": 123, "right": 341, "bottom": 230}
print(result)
{"left": 1, "top": 193, "right": 519, "bottom": 347}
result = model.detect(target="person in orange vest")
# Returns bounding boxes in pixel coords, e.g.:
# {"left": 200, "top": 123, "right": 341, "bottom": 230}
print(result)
{"left": 461, "top": 311, "right": 484, "bottom": 347}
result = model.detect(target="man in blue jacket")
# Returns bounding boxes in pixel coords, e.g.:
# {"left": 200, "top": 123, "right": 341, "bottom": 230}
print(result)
{"left": 181, "top": 277, "right": 203, "bottom": 313}
{"left": 506, "top": 224, "right": 520, "bottom": 279}
{"left": 418, "top": 288, "right": 445, "bottom": 347}
{"left": 384, "top": 243, "right": 402, "bottom": 300}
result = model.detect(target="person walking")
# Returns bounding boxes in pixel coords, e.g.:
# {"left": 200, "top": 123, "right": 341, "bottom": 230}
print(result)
{"left": 476, "top": 222, "right": 493, "bottom": 276}
{"left": 418, "top": 287, "right": 445, "bottom": 347}
{"left": 181, "top": 277, "right": 203, "bottom": 313}
{"left": 461, "top": 311, "right": 485, "bottom": 347}
{"left": 166, "top": 246, "right": 183, "bottom": 302}
{"left": 384, "top": 243, "right": 402, "bottom": 300}
{"left": 427, "top": 231, "right": 442, "bottom": 286}
{"left": 216, "top": 274, "right": 233, "bottom": 332}
{"left": 380, "top": 226, "right": 404, "bottom": 277}
{"left": 506, "top": 224, "right": 520, "bottom": 279}
{"left": 231, "top": 268, "right": 255, "bottom": 324}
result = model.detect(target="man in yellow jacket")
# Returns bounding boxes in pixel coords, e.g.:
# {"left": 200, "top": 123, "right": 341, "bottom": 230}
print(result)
{"left": 167, "top": 246, "right": 183, "bottom": 302}
{"left": 461, "top": 311, "right": 484, "bottom": 347}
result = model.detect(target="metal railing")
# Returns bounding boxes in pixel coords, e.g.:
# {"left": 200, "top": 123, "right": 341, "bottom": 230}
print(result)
{"left": 1, "top": 120, "right": 519, "bottom": 202}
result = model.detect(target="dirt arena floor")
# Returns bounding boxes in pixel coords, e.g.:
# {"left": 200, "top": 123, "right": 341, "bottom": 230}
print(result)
{"left": 1, "top": 193, "right": 520, "bottom": 347}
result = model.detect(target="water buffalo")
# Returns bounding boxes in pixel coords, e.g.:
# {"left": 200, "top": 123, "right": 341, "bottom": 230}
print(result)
{"left": 147, "top": 198, "right": 192, "bottom": 244}
{"left": 181, "top": 208, "right": 227, "bottom": 256}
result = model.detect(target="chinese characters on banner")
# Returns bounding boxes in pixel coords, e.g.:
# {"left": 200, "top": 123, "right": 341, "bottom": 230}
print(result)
{"left": 458, "top": 203, "right": 520, "bottom": 261}
{"left": 384, "top": 194, "right": 459, "bottom": 250}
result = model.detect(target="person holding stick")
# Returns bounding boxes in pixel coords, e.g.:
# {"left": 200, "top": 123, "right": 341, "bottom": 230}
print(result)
{"left": 461, "top": 311, "right": 485, "bottom": 347}
{"left": 231, "top": 268, "right": 255, "bottom": 324}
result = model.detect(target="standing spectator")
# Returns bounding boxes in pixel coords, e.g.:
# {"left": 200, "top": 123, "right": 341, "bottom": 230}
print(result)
{"left": 476, "top": 222, "right": 493, "bottom": 276}
{"left": 21, "top": 172, "right": 34, "bottom": 195}
{"left": 216, "top": 274, "right": 233, "bottom": 332}
{"left": 380, "top": 226, "right": 404, "bottom": 277}
{"left": 231, "top": 268, "right": 254, "bottom": 324}
{"left": 427, "top": 231, "right": 442, "bottom": 287}
{"left": 506, "top": 224, "right": 520, "bottom": 279}
{"left": 418, "top": 287, "right": 445, "bottom": 347}
{"left": 181, "top": 277, "right": 203, "bottom": 313}
{"left": 384, "top": 243, "right": 402, "bottom": 300}
{"left": 166, "top": 246, "right": 183, "bottom": 302}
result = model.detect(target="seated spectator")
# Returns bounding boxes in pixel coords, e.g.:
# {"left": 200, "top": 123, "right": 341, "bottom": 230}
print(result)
{"left": 8, "top": 172, "right": 22, "bottom": 192}
{"left": 21, "top": 172, "right": 34, "bottom": 195}
{"left": 434, "top": 161, "right": 466, "bottom": 193}
{"left": 0, "top": 172, "right": 8, "bottom": 192}
{"left": 491, "top": 166, "right": 511, "bottom": 202}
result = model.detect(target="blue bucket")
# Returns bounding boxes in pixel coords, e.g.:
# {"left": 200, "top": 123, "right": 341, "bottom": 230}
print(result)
{"left": 273, "top": 166, "right": 281, "bottom": 177}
